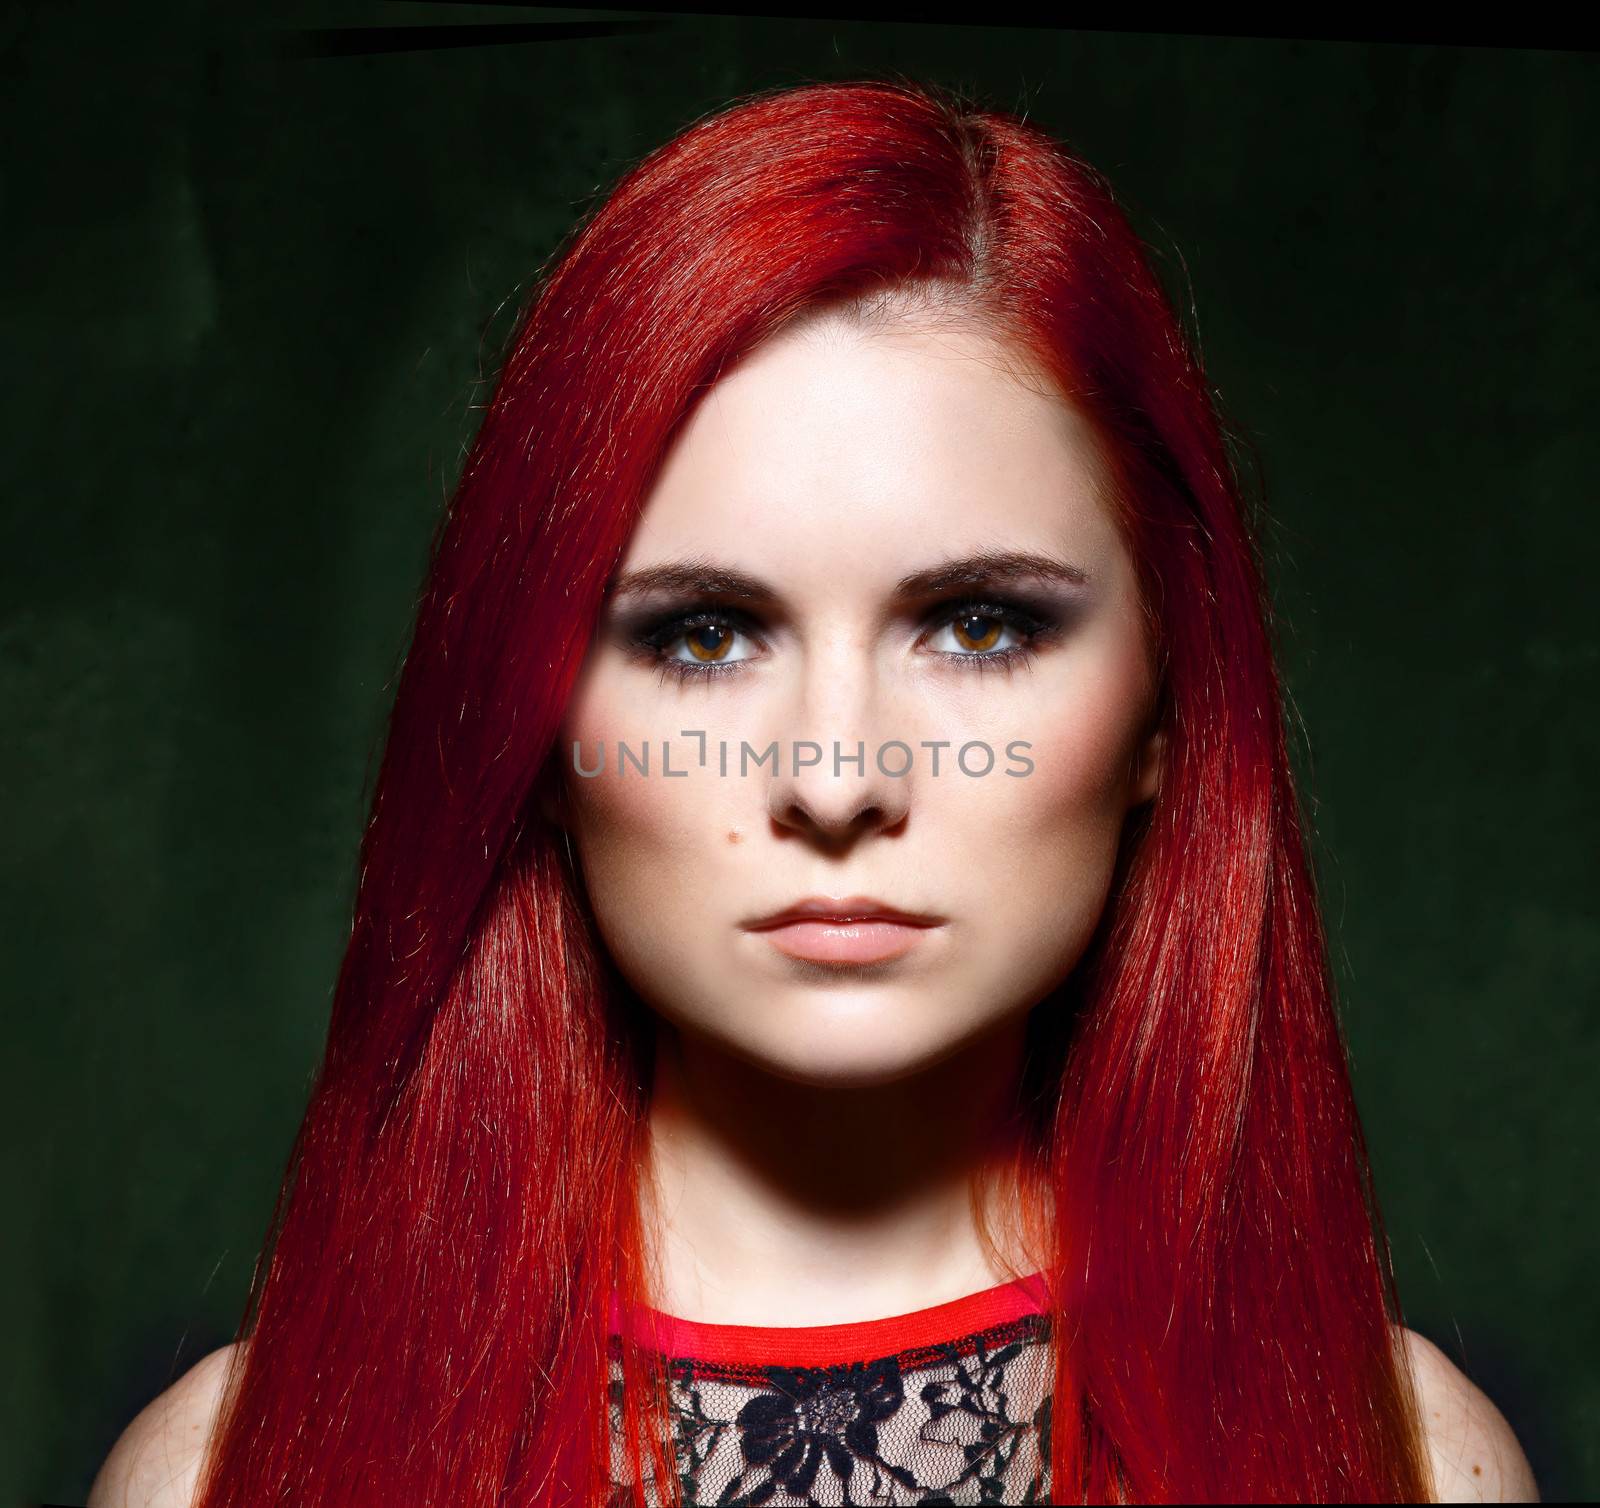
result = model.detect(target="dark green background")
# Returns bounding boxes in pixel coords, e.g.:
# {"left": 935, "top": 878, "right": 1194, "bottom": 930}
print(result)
{"left": 4, "top": 6, "right": 1595, "bottom": 1502}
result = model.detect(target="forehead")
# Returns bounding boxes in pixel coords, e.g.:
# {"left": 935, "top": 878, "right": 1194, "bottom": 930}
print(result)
{"left": 618, "top": 313, "right": 1125, "bottom": 588}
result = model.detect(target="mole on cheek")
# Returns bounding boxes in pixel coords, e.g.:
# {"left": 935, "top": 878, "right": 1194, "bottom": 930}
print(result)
{"left": 727, "top": 829, "right": 743, "bottom": 844}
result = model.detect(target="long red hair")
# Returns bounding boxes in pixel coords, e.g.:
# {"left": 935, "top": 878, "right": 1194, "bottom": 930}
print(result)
{"left": 195, "top": 76, "right": 1432, "bottom": 1504}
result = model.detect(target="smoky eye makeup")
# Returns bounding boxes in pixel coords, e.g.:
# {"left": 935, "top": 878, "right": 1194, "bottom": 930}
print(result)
{"left": 616, "top": 600, "right": 768, "bottom": 684}
{"left": 609, "top": 585, "right": 1083, "bottom": 686}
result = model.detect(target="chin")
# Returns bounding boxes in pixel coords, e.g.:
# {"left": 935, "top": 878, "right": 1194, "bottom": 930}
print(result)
{"left": 741, "top": 1045, "right": 950, "bottom": 1090}
{"left": 715, "top": 1011, "right": 985, "bottom": 1090}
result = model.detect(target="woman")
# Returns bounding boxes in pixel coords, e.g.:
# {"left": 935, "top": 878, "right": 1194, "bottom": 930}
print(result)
{"left": 89, "top": 77, "right": 1539, "bottom": 1505}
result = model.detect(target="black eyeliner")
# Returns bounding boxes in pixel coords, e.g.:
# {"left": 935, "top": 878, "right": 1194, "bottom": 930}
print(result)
{"left": 617, "top": 588, "right": 1076, "bottom": 683}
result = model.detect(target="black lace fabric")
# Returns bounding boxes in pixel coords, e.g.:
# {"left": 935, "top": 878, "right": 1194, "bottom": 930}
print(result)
{"left": 607, "top": 1309, "right": 1054, "bottom": 1506}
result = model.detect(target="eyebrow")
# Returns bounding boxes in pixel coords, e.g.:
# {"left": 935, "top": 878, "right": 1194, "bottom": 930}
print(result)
{"left": 602, "top": 548, "right": 1091, "bottom": 607}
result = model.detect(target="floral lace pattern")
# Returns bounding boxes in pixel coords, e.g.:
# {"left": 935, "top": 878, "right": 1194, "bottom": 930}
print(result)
{"left": 608, "top": 1309, "right": 1054, "bottom": 1505}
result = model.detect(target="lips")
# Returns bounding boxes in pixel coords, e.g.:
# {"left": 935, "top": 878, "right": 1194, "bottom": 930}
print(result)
{"left": 742, "top": 894, "right": 945, "bottom": 931}
{"left": 742, "top": 895, "right": 945, "bottom": 966}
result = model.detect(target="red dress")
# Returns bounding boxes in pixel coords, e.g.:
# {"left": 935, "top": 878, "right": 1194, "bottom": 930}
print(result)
{"left": 607, "top": 1272, "right": 1054, "bottom": 1505}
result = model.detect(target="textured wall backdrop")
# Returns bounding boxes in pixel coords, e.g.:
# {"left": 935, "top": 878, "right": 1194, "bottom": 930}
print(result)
{"left": 3, "top": 6, "right": 1595, "bottom": 1502}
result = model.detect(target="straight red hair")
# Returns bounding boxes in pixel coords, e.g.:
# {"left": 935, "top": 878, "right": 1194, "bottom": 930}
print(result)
{"left": 195, "top": 76, "right": 1433, "bottom": 1504}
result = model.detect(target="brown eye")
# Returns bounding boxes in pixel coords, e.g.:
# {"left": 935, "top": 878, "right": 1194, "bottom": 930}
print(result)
{"left": 636, "top": 609, "right": 760, "bottom": 679}
{"left": 686, "top": 623, "right": 735, "bottom": 662}
{"left": 928, "top": 610, "right": 1022, "bottom": 657}
{"left": 920, "top": 596, "right": 1061, "bottom": 670}
{"left": 951, "top": 613, "right": 1002, "bottom": 653}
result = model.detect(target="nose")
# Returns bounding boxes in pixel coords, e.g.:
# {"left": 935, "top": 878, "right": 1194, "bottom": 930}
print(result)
{"left": 764, "top": 636, "right": 911, "bottom": 849}
{"left": 769, "top": 766, "right": 908, "bottom": 848}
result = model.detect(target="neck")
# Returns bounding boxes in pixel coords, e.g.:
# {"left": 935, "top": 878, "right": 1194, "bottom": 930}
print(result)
{"left": 640, "top": 1016, "right": 1044, "bottom": 1325}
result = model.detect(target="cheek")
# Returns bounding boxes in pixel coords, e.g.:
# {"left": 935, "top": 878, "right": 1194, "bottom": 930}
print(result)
{"left": 950, "top": 652, "right": 1149, "bottom": 971}
{"left": 560, "top": 721, "right": 744, "bottom": 989}
{"left": 952, "top": 723, "right": 1129, "bottom": 903}
{"left": 1046, "top": 593, "right": 1157, "bottom": 813}
{"left": 559, "top": 671, "right": 655, "bottom": 930}
{"left": 1050, "top": 656, "right": 1150, "bottom": 842}
{"left": 560, "top": 661, "right": 695, "bottom": 870}
{"left": 566, "top": 776, "right": 698, "bottom": 994}
{"left": 1032, "top": 681, "right": 1143, "bottom": 824}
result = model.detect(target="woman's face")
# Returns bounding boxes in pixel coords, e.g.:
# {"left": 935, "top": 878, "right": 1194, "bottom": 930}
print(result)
{"left": 552, "top": 310, "right": 1163, "bottom": 1088}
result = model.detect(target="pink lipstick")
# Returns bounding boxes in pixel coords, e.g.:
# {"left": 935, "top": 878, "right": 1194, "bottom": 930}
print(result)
{"left": 742, "top": 895, "right": 944, "bottom": 966}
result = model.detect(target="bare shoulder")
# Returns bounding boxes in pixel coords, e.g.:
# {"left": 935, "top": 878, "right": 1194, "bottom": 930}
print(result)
{"left": 1396, "top": 1325, "right": 1541, "bottom": 1503}
{"left": 86, "top": 1343, "right": 240, "bottom": 1508}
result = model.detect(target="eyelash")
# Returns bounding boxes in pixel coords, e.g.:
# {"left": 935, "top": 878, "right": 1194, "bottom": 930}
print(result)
{"left": 628, "top": 596, "right": 1063, "bottom": 686}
